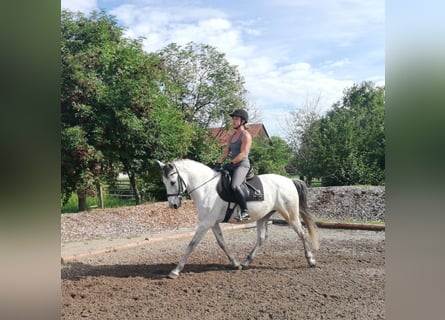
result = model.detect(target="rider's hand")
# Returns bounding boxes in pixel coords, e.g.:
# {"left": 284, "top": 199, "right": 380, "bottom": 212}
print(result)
{"left": 213, "top": 162, "right": 221, "bottom": 171}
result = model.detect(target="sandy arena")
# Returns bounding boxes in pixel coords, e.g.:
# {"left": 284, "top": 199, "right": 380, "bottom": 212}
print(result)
{"left": 61, "top": 223, "right": 384, "bottom": 319}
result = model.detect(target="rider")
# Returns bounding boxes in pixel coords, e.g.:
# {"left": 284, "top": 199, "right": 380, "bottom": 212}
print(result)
{"left": 214, "top": 109, "right": 252, "bottom": 221}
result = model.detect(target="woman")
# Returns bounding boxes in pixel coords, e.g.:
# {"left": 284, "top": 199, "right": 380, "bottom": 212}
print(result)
{"left": 215, "top": 109, "right": 252, "bottom": 221}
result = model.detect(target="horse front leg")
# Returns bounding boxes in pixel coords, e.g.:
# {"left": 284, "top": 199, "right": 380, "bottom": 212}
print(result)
{"left": 242, "top": 216, "right": 270, "bottom": 268}
{"left": 168, "top": 224, "right": 210, "bottom": 279}
{"left": 212, "top": 224, "right": 242, "bottom": 270}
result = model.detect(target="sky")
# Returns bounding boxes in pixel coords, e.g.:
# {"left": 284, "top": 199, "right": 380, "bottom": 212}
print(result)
{"left": 61, "top": 0, "right": 385, "bottom": 137}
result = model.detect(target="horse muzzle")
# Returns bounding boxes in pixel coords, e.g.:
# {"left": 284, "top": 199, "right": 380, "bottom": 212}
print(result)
{"left": 171, "top": 203, "right": 180, "bottom": 209}
{"left": 168, "top": 197, "right": 182, "bottom": 209}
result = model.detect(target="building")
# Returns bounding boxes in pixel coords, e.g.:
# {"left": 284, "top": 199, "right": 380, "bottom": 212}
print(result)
{"left": 209, "top": 123, "right": 271, "bottom": 148}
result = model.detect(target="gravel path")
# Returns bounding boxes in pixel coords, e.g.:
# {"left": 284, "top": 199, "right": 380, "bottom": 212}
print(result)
{"left": 61, "top": 201, "right": 199, "bottom": 243}
{"left": 62, "top": 185, "right": 385, "bottom": 243}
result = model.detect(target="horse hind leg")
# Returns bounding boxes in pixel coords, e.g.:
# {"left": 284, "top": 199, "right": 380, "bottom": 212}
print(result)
{"left": 211, "top": 224, "right": 242, "bottom": 269}
{"left": 288, "top": 219, "right": 316, "bottom": 267}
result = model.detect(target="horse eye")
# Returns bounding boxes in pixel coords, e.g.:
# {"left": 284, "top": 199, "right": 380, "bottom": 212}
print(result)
{"left": 170, "top": 181, "right": 175, "bottom": 186}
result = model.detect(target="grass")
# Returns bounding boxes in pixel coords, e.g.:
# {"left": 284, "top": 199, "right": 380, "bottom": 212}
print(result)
{"left": 310, "top": 181, "right": 322, "bottom": 187}
{"left": 288, "top": 176, "right": 322, "bottom": 188}
{"left": 61, "top": 193, "right": 138, "bottom": 214}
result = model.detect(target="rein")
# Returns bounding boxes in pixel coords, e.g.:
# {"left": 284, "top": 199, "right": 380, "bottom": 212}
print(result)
{"left": 188, "top": 173, "right": 220, "bottom": 194}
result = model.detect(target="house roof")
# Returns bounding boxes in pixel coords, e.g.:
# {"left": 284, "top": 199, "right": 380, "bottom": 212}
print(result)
{"left": 209, "top": 123, "right": 271, "bottom": 146}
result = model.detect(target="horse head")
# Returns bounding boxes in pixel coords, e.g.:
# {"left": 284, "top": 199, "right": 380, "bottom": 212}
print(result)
{"left": 156, "top": 160, "right": 186, "bottom": 209}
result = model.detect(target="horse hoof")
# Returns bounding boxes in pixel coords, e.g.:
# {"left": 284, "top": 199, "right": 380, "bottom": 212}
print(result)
{"left": 167, "top": 271, "right": 179, "bottom": 279}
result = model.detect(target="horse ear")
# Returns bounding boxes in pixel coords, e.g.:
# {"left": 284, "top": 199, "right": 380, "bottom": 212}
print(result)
{"left": 155, "top": 160, "right": 165, "bottom": 168}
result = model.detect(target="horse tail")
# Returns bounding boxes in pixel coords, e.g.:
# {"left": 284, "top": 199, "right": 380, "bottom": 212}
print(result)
{"left": 293, "top": 179, "right": 319, "bottom": 250}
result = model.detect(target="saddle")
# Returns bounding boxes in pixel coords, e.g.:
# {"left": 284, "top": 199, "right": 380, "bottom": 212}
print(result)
{"left": 216, "top": 165, "right": 264, "bottom": 222}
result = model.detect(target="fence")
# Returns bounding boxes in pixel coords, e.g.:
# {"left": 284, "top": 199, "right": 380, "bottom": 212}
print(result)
{"left": 106, "top": 179, "right": 134, "bottom": 198}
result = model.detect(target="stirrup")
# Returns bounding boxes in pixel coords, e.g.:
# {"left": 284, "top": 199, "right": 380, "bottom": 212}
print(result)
{"left": 236, "top": 210, "right": 250, "bottom": 221}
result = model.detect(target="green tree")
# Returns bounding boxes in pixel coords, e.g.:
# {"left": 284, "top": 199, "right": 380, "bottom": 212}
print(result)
{"left": 157, "top": 42, "right": 252, "bottom": 163}
{"left": 158, "top": 42, "right": 248, "bottom": 128}
{"left": 61, "top": 126, "right": 103, "bottom": 211}
{"left": 61, "top": 10, "right": 194, "bottom": 210}
{"left": 342, "top": 81, "right": 385, "bottom": 182}
{"left": 291, "top": 120, "right": 325, "bottom": 186}
{"left": 249, "top": 136, "right": 292, "bottom": 175}
{"left": 317, "top": 106, "right": 358, "bottom": 185}
{"left": 316, "top": 81, "right": 385, "bottom": 186}
{"left": 285, "top": 95, "right": 323, "bottom": 185}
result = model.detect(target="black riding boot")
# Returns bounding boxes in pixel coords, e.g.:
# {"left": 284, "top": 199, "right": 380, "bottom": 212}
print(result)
{"left": 233, "top": 186, "right": 250, "bottom": 221}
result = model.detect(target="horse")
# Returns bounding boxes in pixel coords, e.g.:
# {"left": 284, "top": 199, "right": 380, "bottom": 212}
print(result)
{"left": 156, "top": 159, "right": 319, "bottom": 279}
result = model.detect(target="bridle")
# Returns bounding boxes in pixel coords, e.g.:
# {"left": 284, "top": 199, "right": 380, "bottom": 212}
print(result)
{"left": 166, "top": 164, "right": 188, "bottom": 199}
{"left": 166, "top": 163, "right": 220, "bottom": 199}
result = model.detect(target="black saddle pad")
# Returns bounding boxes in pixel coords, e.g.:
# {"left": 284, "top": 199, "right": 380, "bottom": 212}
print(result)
{"left": 216, "top": 171, "right": 264, "bottom": 203}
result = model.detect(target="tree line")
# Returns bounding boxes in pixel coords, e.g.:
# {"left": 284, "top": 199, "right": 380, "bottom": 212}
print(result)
{"left": 61, "top": 10, "right": 384, "bottom": 212}
{"left": 286, "top": 82, "right": 385, "bottom": 187}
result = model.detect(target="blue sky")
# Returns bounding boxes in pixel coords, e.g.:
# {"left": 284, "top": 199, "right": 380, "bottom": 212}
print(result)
{"left": 61, "top": 0, "right": 385, "bottom": 137}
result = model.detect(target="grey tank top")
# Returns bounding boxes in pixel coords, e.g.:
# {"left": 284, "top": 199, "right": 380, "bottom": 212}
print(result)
{"left": 229, "top": 131, "right": 250, "bottom": 167}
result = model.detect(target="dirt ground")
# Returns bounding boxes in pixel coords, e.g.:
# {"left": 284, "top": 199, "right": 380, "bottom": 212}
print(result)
{"left": 61, "top": 224, "right": 384, "bottom": 319}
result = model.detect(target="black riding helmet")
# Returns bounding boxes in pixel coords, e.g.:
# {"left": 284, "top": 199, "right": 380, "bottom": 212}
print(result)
{"left": 229, "top": 109, "right": 249, "bottom": 123}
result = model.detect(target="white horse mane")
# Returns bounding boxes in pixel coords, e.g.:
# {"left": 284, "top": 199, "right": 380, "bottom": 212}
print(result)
{"left": 173, "top": 159, "right": 216, "bottom": 180}
{"left": 174, "top": 159, "right": 211, "bottom": 171}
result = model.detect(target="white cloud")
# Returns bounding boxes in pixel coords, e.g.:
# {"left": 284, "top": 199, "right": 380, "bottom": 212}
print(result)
{"left": 321, "top": 59, "right": 351, "bottom": 69}
{"left": 239, "top": 57, "right": 356, "bottom": 136}
{"left": 109, "top": 3, "right": 341, "bottom": 137}
{"left": 61, "top": 0, "right": 98, "bottom": 13}
{"left": 255, "top": 0, "right": 384, "bottom": 56}
{"left": 171, "top": 19, "right": 239, "bottom": 49}
{"left": 270, "top": 0, "right": 384, "bottom": 24}
{"left": 62, "top": 0, "right": 384, "bottom": 137}
{"left": 109, "top": 4, "right": 248, "bottom": 56}
{"left": 244, "top": 61, "right": 352, "bottom": 109}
